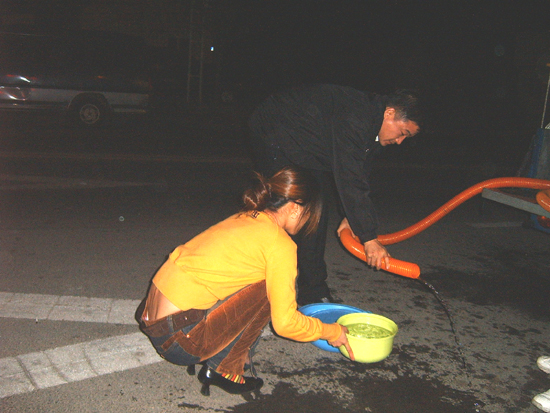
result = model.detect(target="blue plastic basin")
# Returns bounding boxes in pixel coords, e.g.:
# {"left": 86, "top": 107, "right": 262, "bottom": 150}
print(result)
{"left": 298, "top": 303, "right": 370, "bottom": 352}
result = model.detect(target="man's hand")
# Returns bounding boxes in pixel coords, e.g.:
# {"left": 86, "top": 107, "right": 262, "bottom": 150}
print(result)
{"left": 364, "top": 239, "right": 390, "bottom": 270}
{"left": 338, "top": 218, "right": 390, "bottom": 269}
{"left": 336, "top": 217, "right": 353, "bottom": 237}
{"left": 328, "top": 325, "right": 354, "bottom": 361}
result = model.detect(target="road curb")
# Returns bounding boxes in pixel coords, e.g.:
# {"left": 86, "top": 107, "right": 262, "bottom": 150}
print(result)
{"left": 0, "top": 151, "right": 252, "bottom": 164}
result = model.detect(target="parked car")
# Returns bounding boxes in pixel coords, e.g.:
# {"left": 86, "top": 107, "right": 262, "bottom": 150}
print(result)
{"left": 0, "top": 31, "right": 152, "bottom": 127}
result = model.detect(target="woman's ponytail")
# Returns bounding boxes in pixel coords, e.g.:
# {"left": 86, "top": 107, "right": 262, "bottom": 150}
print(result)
{"left": 241, "top": 167, "right": 322, "bottom": 236}
{"left": 242, "top": 172, "right": 271, "bottom": 211}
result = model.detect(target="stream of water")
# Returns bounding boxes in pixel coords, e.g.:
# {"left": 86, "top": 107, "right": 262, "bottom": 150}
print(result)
{"left": 417, "top": 277, "right": 467, "bottom": 369}
{"left": 417, "top": 277, "right": 485, "bottom": 412}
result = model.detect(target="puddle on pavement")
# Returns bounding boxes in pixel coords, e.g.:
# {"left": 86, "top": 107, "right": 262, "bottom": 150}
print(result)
{"left": 207, "top": 375, "right": 483, "bottom": 413}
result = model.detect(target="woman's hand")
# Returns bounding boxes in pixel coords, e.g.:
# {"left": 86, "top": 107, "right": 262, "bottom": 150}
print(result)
{"left": 328, "top": 325, "right": 355, "bottom": 361}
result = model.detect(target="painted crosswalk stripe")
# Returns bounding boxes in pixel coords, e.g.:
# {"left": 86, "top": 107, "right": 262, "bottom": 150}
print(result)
{"left": 0, "top": 292, "right": 162, "bottom": 398}
{"left": 0, "top": 292, "right": 141, "bottom": 324}
{"left": 0, "top": 292, "right": 274, "bottom": 399}
{"left": 0, "top": 332, "right": 162, "bottom": 399}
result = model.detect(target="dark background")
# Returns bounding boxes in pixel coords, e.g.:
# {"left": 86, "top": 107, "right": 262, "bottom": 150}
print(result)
{"left": 1, "top": 4, "right": 550, "bottom": 411}
{"left": 1, "top": 0, "right": 550, "bottom": 167}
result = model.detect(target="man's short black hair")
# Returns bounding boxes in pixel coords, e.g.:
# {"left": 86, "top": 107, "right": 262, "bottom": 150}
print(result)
{"left": 386, "top": 89, "right": 423, "bottom": 128}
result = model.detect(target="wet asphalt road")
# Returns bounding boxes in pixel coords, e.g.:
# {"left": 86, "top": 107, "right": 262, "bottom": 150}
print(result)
{"left": 1, "top": 111, "right": 549, "bottom": 413}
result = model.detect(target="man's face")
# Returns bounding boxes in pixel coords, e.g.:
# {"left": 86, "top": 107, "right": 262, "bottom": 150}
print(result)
{"left": 378, "top": 107, "right": 420, "bottom": 146}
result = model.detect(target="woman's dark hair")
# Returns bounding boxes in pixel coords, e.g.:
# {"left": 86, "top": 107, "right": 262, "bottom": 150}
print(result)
{"left": 242, "top": 167, "right": 322, "bottom": 236}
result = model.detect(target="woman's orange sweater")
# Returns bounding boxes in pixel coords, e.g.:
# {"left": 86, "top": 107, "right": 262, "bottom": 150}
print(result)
{"left": 153, "top": 212, "right": 342, "bottom": 343}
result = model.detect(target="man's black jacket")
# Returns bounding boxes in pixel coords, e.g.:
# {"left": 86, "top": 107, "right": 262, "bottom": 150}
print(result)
{"left": 249, "top": 84, "right": 387, "bottom": 243}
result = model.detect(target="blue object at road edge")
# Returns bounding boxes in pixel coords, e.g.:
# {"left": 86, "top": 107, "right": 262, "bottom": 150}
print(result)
{"left": 298, "top": 303, "right": 370, "bottom": 352}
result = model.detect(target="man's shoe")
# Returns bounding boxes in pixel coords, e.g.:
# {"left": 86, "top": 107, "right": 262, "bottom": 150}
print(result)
{"left": 538, "top": 356, "right": 550, "bottom": 374}
{"left": 533, "top": 390, "right": 550, "bottom": 412}
{"left": 297, "top": 295, "right": 333, "bottom": 307}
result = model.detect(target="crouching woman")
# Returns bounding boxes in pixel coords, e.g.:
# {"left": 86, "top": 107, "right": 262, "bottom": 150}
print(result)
{"left": 137, "top": 166, "right": 353, "bottom": 397}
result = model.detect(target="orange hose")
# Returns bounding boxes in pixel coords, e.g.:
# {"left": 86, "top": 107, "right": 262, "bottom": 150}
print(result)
{"left": 339, "top": 227, "right": 421, "bottom": 278}
{"left": 378, "top": 177, "right": 550, "bottom": 245}
{"left": 339, "top": 177, "right": 550, "bottom": 279}
{"left": 536, "top": 189, "right": 550, "bottom": 212}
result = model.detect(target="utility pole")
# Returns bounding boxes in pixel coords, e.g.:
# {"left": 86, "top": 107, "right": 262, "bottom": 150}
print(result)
{"left": 186, "top": 0, "right": 210, "bottom": 107}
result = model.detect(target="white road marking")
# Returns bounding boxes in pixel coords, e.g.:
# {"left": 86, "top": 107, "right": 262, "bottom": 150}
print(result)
{"left": 0, "top": 332, "right": 161, "bottom": 399}
{"left": 0, "top": 292, "right": 162, "bottom": 399}
{"left": 0, "top": 292, "right": 273, "bottom": 399}
{"left": 0, "top": 292, "right": 141, "bottom": 325}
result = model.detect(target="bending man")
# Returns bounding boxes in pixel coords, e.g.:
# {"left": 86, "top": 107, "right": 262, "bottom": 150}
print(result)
{"left": 248, "top": 84, "right": 422, "bottom": 306}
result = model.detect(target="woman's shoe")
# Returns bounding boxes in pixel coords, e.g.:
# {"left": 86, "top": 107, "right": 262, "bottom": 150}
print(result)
{"left": 197, "top": 365, "right": 263, "bottom": 396}
{"left": 187, "top": 362, "right": 208, "bottom": 376}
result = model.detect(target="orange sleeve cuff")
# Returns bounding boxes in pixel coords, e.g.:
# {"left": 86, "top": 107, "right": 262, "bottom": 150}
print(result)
{"left": 323, "top": 323, "right": 343, "bottom": 343}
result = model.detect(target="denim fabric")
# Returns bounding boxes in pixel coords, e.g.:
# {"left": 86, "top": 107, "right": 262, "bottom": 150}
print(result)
{"left": 148, "top": 321, "right": 201, "bottom": 367}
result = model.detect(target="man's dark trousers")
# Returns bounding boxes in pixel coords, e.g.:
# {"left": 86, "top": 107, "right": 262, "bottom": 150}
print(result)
{"left": 249, "top": 136, "right": 333, "bottom": 304}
